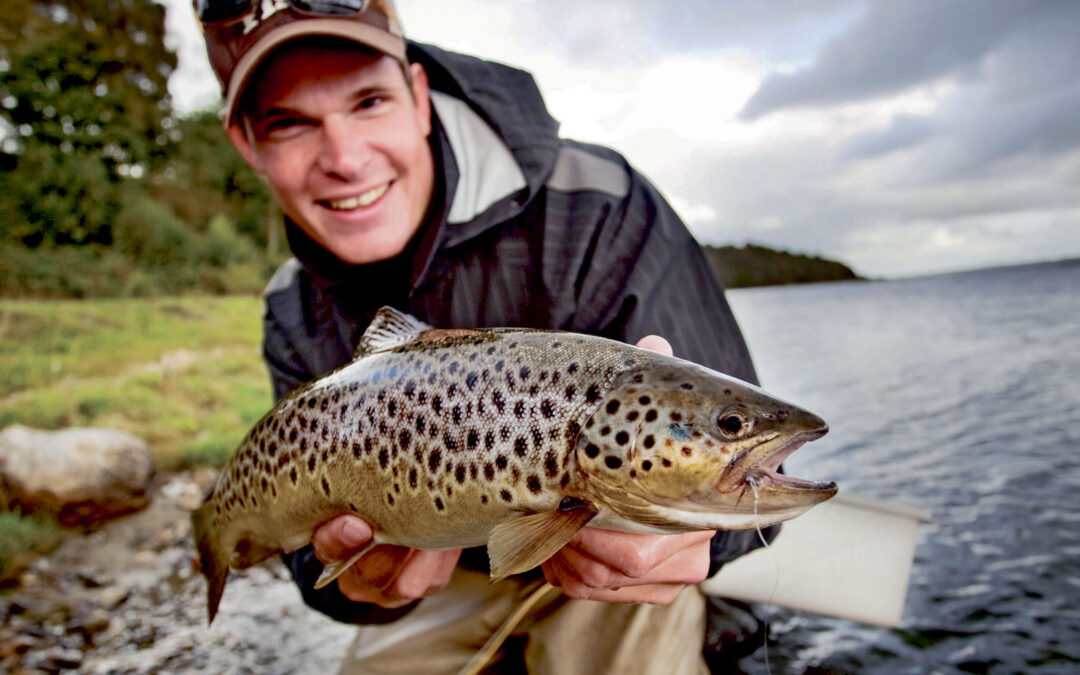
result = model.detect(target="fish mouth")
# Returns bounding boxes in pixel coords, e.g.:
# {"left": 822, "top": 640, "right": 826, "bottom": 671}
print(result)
{"left": 718, "top": 426, "right": 836, "bottom": 497}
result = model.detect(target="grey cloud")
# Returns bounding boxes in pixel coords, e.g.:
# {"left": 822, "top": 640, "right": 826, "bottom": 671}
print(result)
{"left": 738, "top": 0, "right": 1053, "bottom": 120}
{"left": 838, "top": 114, "right": 939, "bottom": 161}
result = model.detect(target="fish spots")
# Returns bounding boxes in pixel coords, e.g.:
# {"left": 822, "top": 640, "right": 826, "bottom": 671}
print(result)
{"left": 604, "top": 456, "right": 623, "bottom": 469}
{"left": 289, "top": 467, "right": 298, "bottom": 485}
{"left": 495, "top": 455, "right": 508, "bottom": 470}
{"left": 466, "top": 372, "right": 479, "bottom": 390}
{"left": 540, "top": 399, "right": 556, "bottom": 419}
{"left": 585, "top": 443, "right": 601, "bottom": 459}
{"left": 585, "top": 384, "right": 602, "bottom": 403}
{"left": 644, "top": 409, "right": 658, "bottom": 422}
{"left": 484, "top": 463, "right": 495, "bottom": 480}
{"left": 641, "top": 460, "right": 653, "bottom": 471}
{"left": 526, "top": 475, "right": 542, "bottom": 494}
{"left": 434, "top": 497, "right": 444, "bottom": 511}
{"left": 638, "top": 396, "right": 651, "bottom": 406}
{"left": 432, "top": 395, "right": 443, "bottom": 414}
{"left": 600, "top": 425, "right": 611, "bottom": 436}
{"left": 519, "top": 366, "right": 530, "bottom": 380}
{"left": 500, "top": 489, "right": 513, "bottom": 503}
{"left": 467, "top": 428, "right": 480, "bottom": 450}
{"left": 428, "top": 449, "right": 442, "bottom": 472}
{"left": 455, "top": 465, "right": 467, "bottom": 484}
{"left": 615, "top": 430, "right": 630, "bottom": 446}
{"left": 513, "top": 401, "right": 526, "bottom": 418}
{"left": 544, "top": 452, "right": 559, "bottom": 478}
{"left": 662, "top": 458, "right": 672, "bottom": 467}
{"left": 444, "top": 432, "right": 459, "bottom": 452}
{"left": 568, "top": 363, "right": 579, "bottom": 374}
{"left": 565, "top": 420, "right": 582, "bottom": 441}
{"left": 492, "top": 391, "right": 506, "bottom": 414}
{"left": 378, "top": 448, "right": 389, "bottom": 470}
{"left": 514, "top": 436, "right": 528, "bottom": 457}
{"left": 321, "top": 477, "right": 331, "bottom": 497}
{"left": 626, "top": 410, "right": 639, "bottom": 422}
{"left": 681, "top": 446, "right": 693, "bottom": 457}
{"left": 564, "top": 385, "right": 577, "bottom": 401}
{"left": 605, "top": 399, "right": 621, "bottom": 414}
{"left": 409, "top": 467, "right": 418, "bottom": 489}
{"left": 485, "top": 431, "right": 496, "bottom": 450}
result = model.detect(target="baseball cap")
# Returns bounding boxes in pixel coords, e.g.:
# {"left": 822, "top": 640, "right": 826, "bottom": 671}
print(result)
{"left": 196, "top": 0, "right": 408, "bottom": 128}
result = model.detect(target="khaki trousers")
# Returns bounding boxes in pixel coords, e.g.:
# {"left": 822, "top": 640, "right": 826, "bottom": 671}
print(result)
{"left": 337, "top": 568, "right": 709, "bottom": 675}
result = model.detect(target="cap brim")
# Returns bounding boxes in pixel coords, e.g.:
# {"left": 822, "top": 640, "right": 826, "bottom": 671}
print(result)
{"left": 222, "top": 19, "right": 407, "bottom": 129}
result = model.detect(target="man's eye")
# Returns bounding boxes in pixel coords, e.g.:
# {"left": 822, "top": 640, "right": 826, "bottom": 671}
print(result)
{"left": 357, "top": 95, "right": 386, "bottom": 110}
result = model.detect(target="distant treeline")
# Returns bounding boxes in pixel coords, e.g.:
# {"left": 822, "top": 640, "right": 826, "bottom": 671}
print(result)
{"left": 703, "top": 244, "right": 862, "bottom": 288}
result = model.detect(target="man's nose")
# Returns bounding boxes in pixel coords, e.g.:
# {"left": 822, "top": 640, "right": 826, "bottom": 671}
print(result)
{"left": 317, "top": 115, "right": 367, "bottom": 178}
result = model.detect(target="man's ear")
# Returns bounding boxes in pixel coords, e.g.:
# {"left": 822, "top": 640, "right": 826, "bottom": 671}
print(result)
{"left": 409, "top": 62, "right": 432, "bottom": 137}
{"left": 226, "top": 122, "right": 263, "bottom": 174}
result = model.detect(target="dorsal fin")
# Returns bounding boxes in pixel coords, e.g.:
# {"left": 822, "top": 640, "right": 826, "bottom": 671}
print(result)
{"left": 355, "top": 307, "right": 432, "bottom": 357}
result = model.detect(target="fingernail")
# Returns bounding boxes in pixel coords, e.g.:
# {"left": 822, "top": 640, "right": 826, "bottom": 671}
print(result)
{"left": 341, "top": 519, "right": 369, "bottom": 548}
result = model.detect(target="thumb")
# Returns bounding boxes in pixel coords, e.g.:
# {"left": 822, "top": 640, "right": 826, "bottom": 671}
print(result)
{"left": 312, "top": 514, "right": 374, "bottom": 564}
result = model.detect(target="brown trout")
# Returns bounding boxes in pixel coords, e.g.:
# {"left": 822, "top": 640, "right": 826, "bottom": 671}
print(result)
{"left": 193, "top": 307, "right": 836, "bottom": 623}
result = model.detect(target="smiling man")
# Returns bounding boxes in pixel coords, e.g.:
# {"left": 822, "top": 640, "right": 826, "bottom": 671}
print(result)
{"left": 196, "top": 0, "right": 768, "bottom": 672}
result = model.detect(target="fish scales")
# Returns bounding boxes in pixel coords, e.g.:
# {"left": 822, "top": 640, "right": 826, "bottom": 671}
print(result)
{"left": 194, "top": 307, "right": 837, "bottom": 623}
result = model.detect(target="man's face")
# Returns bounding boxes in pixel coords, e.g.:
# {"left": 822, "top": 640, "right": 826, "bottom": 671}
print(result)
{"left": 229, "top": 44, "right": 434, "bottom": 265}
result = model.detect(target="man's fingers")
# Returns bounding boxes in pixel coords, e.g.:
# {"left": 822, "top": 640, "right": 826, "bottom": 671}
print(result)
{"left": 635, "top": 334, "right": 673, "bottom": 356}
{"left": 312, "top": 514, "right": 374, "bottom": 564}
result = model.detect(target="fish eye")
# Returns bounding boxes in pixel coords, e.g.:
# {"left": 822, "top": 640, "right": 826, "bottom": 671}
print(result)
{"left": 717, "top": 411, "right": 749, "bottom": 437}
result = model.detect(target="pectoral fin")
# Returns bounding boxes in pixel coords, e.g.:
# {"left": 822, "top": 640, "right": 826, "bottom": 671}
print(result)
{"left": 314, "top": 539, "right": 379, "bottom": 590}
{"left": 487, "top": 501, "right": 599, "bottom": 582}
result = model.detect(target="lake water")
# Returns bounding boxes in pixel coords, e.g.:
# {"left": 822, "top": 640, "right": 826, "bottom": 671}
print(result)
{"left": 725, "top": 260, "right": 1080, "bottom": 674}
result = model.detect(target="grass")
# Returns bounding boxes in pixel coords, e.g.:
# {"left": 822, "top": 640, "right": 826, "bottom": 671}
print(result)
{"left": 0, "top": 295, "right": 272, "bottom": 470}
{"left": 0, "top": 511, "right": 63, "bottom": 582}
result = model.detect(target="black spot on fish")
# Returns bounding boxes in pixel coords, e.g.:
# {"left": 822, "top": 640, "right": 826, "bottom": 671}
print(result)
{"left": 642, "top": 460, "right": 653, "bottom": 471}
{"left": 321, "top": 477, "right": 331, "bottom": 497}
{"left": 500, "top": 489, "right": 513, "bottom": 503}
{"left": 568, "top": 363, "right": 579, "bottom": 374}
{"left": 452, "top": 405, "right": 463, "bottom": 424}
{"left": 481, "top": 495, "right": 488, "bottom": 504}
{"left": 432, "top": 395, "right": 443, "bottom": 414}
{"left": 626, "top": 410, "right": 639, "bottom": 422}
{"left": 466, "top": 372, "right": 479, "bottom": 389}
{"left": 662, "top": 458, "right": 672, "bottom": 467}
{"left": 565, "top": 421, "right": 583, "bottom": 442}
{"left": 387, "top": 493, "right": 394, "bottom": 506}
{"left": 487, "top": 346, "right": 496, "bottom": 355}
{"left": 485, "top": 431, "right": 496, "bottom": 450}
{"left": 615, "top": 431, "right": 630, "bottom": 445}
{"left": 629, "top": 469, "right": 637, "bottom": 478}
{"left": 606, "top": 400, "right": 620, "bottom": 414}
{"left": 299, "top": 438, "right": 308, "bottom": 453}
{"left": 560, "top": 473, "right": 571, "bottom": 488}
{"left": 605, "top": 456, "right": 623, "bottom": 469}
{"left": 416, "top": 415, "right": 426, "bottom": 434}
{"left": 467, "top": 428, "right": 480, "bottom": 450}
{"left": 268, "top": 441, "right": 278, "bottom": 457}
{"left": 435, "top": 497, "right": 444, "bottom": 511}
{"left": 404, "top": 380, "right": 416, "bottom": 397}
{"left": 565, "top": 385, "right": 577, "bottom": 401}
{"left": 643, "top": 435, "right": 655, "bottom": 449}
{"left": 495, "top": 455, "right": 508, "bottom": 470}
{"left": 584, "top": 418, "right": 594, "bottom": 429}
{"left": 492, "top": 391, "right": 506, "bottom": 414}
{"left": 526, "top": 475, "right": 542, "bottom": 494}
{"left": 484, "top": 463, "right": 495, "bottom": 480}
{"left": 528, "top": 384, "right": 541, "bottom": 396}
{"left": 638, "top": 396, "right": 651, "bottom": 405}
{"left": 428, "top": 373, "right": 437, "bottom": 385}
{"left": 289, "top": 428, "right": 299, "bottom": 443}
{"left": 531, "top": 428, "right": 544, "bottom": 449}
{"left": 495, "top": 359, "right": 505, "bottom": 372}
{"left": 409, "top": 468, "right": 418, "bottom": 488}
{"left": 544, "top": 452, "right": 559, "bottom": 478}
{"left": 387, "top": 400, "right": 397, "bottom": 416}
{"left": 682, "top": 446, "right": 693, "bottom": 457}
{"left": 399, "top": 429, "right": 412, "bottom": 451}
{"left": 308, "top": 455, "right": 317, "bottom": 472}
{"left": 444, "top": 432, "right": 458, "bottom": 452}
{"left": 378, "top": 447, "right": 389, "bottom": 470}
{"left": 670, "top": 412, "right": 683, "bottom": 422}
{"left": 514, "top": 401, "right": 526, "bottom": 418}
{"left": 290, "top": 468, "right": 298, "bottom": 485}
{"left": 365, "top": 436, "right": 375, "bottom": 455}
{"left": 586, "top": 384, "right": 602, "bottom": 403}
{"left": 514, "top": 437, "right": 528, "bottom": 457}
{"left": 500, "top": 426, "right": 511, "bottom": 441}
{"left": 307, "top": 398, "right": 317, "bottom": 409}
{"left": 320, "top": 398, "right": 329, "bottom": 412}
{"left": 600, "top": 426, "right": 611, "bottom": 436}
{"left": 585, "top": 443, "right": 600, "bottom": 458}
{"left": 455, "top": 465, "right": 466, "bottom": 484}
{"left": 645, "top": 409, "right": 658, "bottom": 422}
{"left": 519, "top": 366, "right": 530, "bottom": 380}
{"left": 470, "top": 464, "right": 478, "bottom": 480}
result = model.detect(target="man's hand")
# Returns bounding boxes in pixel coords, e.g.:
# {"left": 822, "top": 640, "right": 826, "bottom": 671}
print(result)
{"left": 311, "top": 515, "right": 461, "bottom": 608}
{"left": 540, "top": 334, "right": 713, "bottom": 604}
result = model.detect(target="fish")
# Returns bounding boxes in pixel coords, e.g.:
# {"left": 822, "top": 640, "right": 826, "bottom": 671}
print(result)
{"left": 192, "top": 307, "right": 836, "bottom": 623}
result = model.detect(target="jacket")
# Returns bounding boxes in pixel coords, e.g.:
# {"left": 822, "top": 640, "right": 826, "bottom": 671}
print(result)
{"left": 261, "top": 42, "right": 773, "bottom": 625}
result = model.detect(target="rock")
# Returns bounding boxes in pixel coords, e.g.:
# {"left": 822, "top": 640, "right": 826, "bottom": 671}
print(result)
{"left": 0, "top": 426, "right": 153, "bottom": 528}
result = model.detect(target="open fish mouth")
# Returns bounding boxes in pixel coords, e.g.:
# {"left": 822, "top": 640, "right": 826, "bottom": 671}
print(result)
{"left": 719, "top": 427, "right": 836, "bottom": 495}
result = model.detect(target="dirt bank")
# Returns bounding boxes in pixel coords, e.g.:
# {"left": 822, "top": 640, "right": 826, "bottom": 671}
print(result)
{"left": 0, "top": 471, "right": 354, "bottom": 674}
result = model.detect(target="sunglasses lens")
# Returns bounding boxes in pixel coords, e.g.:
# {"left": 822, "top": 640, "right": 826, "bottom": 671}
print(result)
{"left": 196, "top": 0, "right": 254, "bottom": 23}
{"left": 292, "top": 0, "right": 369, "bottom": 16}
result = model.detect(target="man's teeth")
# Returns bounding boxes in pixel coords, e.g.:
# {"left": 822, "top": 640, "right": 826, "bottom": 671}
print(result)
{"left": 327, "top": 183, "right": 389, "bottom": 210}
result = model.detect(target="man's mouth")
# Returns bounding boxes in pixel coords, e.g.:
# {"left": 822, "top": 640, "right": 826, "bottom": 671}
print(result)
{"left": 321, "top": 182, "right": 390, "bottom": 211}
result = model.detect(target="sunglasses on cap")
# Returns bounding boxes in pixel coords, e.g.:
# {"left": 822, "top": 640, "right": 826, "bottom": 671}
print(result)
{"left": 195, "top": 0, "right": 369, "bottom": 25}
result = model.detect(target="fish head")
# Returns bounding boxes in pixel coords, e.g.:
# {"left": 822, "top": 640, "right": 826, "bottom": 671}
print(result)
{"left": 575, "top": 360, "right": 837, "bottom": 531}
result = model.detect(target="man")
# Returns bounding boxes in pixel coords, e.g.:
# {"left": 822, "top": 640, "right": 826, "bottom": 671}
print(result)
{"left": 196, "top": 1, "right": 770, "bottom": 671}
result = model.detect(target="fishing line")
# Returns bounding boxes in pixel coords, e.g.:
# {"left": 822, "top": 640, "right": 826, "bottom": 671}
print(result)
{"left": 458, "top": 579, "right": 559, "bottom": 675}
{"left": 749, "top": 475, "right": 779, "bottom": 675}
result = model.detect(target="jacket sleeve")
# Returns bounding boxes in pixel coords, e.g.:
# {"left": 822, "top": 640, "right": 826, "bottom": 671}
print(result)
{"left": 568, "top": 163, "right": 780, "bottom": 575}
{"left": 263, "top": 280, "right": 424, "bottom": 624}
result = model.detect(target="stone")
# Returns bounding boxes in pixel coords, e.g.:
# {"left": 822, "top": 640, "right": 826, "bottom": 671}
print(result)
{"left": 0, "top": 426, "right": 153, "bottom": 528}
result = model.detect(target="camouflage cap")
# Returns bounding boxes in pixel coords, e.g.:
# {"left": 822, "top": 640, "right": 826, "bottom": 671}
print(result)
{"left": 197, "top": 0, "right": 407, "bottom": 128}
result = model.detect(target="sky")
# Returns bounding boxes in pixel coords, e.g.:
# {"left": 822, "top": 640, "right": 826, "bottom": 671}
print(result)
{"left": 164, "top": 0, "right": 1080, "bottom": 278}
